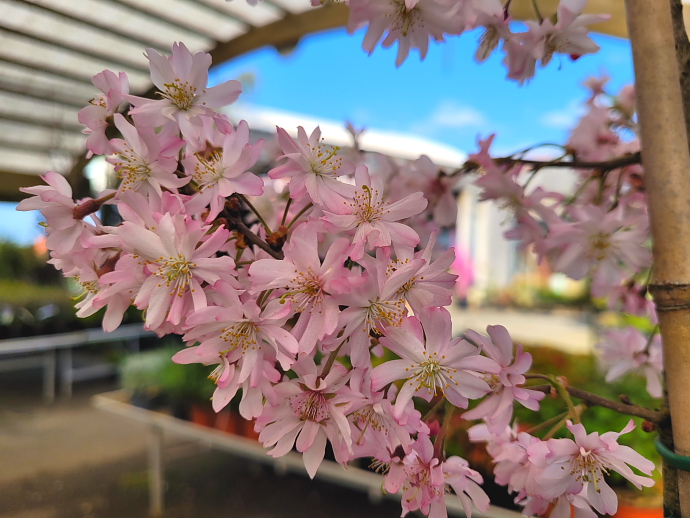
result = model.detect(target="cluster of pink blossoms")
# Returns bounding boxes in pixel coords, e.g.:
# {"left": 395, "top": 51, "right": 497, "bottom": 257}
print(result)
{"left": 19, "top": 34, "right": 659, "bottom": 518}
{"left": 343, "top": 0, "right": 608, "bottom": 81}
{"left": 467, "top": 74, "right": 661, "bottom": 401}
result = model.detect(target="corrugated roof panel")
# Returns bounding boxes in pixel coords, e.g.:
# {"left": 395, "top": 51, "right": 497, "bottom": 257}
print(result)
{"left": 115, "top": 0, "right": 248, "bottom": 41}
{"left": 25, "top": 0, "right": 214, "bottom": 51}
{"left": 0, "top": 147, "right": 73, "bottom": 175}
{"left": 0, "top": 91, "right": 81, "bottom": 128}
{"left": 0, "top": 1, "right": 153, "bottom": 72}
{"left": 266, "top": 0, "right": 313, "bottom": 14}
{"left": 195, "top": 0, "right": 284, "bottom": 26}
{"left": 0, "top": 61, "right": 96, "bottom": 105}
{"left": 0, "top": 120, "right": 85, "bottom": 153}
{"left": 0, "top": 31, "right": 151, "bottom": 90}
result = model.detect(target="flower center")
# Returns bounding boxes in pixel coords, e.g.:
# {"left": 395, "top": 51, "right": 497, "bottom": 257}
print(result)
{"left": 365, "top": 298, "right": 405, "bottom": 335}
{"left": 161, "top": 79, "right": 198, "bottom": 110}
{"left": 291, "top": 390, "right": 330, "bottom": 422}
{"left": 193, "top": 150, "right": 224, "bottom": 189}
{"left": 89, "top": 95, "right": 107, "bottom": 109}
{"left": 115, "top": 146, "right": 152, "bottom": 191}
{"left": 155, "top": 255, "right": 195, "bottom": 296}
{"left": 219, "top": 321, "right": 260, "bottom": 352}
{"left": 308, "top": 140, "right": 343, "bottom": 177}
{"left": 351, "top": 185, "right": 390, "bottom": 223}
{"left": 284, "top": 268, "right": 324, "bottom": 311}
{"left": 572, "top": 448, "right": 610, "bottom": 492}
{"left": 406, "top": 351, "right": 458, "bottom": 395}
{"left": 392, "top": 1, "right": 419, "bottom": 37}
{"left": 588, "top": 231, "right": 614, "bottom": 261}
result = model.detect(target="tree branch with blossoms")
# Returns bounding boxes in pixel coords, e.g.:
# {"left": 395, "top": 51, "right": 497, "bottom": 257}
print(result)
{"left": 17, "top": 1, "right": 675, "bottom": 514}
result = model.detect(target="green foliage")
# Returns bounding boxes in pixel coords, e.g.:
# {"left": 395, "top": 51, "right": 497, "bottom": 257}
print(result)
{"left": 119, "top": 343, "right": 215, "bottom": 405}
{"left": 514, "top": 345, "right": 662, "bottom": 489}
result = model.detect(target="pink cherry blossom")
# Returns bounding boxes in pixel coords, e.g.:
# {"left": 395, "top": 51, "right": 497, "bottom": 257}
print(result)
{"left": 182, "top": 120, "right": 264, "bottom": 219}
{"left": 545, "top": 205, "right": 651, "bottom": 289}
{"left": 255, "top": 357, "right": 357, "bottom": 477}
{"left": 268, "top": 126, "right": 355, "bottom": 209}
{"left": 118, "top": 213, "right": 236, "bottom": 330}
{"left": 541, "top": 420, "right": 655, "bottom": 515}
{"left": 128, "top": 42, "right": 241, "bottom": 141}
{"left": 348, "top": 0, "right": 461, "bottom": 66}
{"left": 249, "top": 223, "right": 361, "bottom": 354}
{"left": 336, "top": 252, "right": 419, "bottom": 368}
{"left": 597, "top": 327, "right": 663, "bottom": 398}
{"left": 386, "top": 434, "right": 489, "bottom": 518}
{"left": 322, "top": 165, "right": 428, "bottom": 260}
{"left": 78, "top": 69, "right": 129, "bottom": 157}
{"left": 395, "top": 155, "right": 458, "bottom": 227}
{"left": 371, "top": 306, "right": 496, "bottom": 419}
{"left": 526, "top": 0, "right": 609, "bottom": 67}
{"left": 17, "top": 172, "right": 104, "bottom": 256}
{"left": 395, "top": 232, "right": 458, "bottom": 314}
{"left": 348, "top": 368, "right": 428, "bottom": 458}
{"left": 174, "top": 345, "right": 280, "bottom": 417}
{"left": 108, "top": 114, "right": 187, "bottom": 198}
{"left": 462, "top": 325, "right": 544, "bottom": 433}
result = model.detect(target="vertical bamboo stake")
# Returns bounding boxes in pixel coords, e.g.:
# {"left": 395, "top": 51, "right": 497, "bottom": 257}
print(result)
{"left": 625, "top": 1, "right": 690, "bottom": 515}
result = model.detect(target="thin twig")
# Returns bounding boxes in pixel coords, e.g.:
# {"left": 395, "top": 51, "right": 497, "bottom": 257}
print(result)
{"left": 225, "top": 214, "right": 284, "bottom": 260}
{"left": 237, "top": 194, "right": 271, "bottom": 233}
{"left": 281, "top": 197, "right": 293, "bottom": 226}
{"left": 286, "top": 202, "right": 314, "bottom": 230}
{"left": 495, "top": 151, "right": 641, "bottom": 171}
{"left": 529, "top": 384, "right": 665, "bottom": 423}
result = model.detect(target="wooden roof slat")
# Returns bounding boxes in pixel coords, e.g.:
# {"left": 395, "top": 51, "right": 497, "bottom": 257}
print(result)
{"left": 14, "top": 0, "right": 169, "bottom": 52}
{"left": 188, "top": 0, "right": 284, "bottom": 27}
{"left": 24, "top": 0, "right": 213, "bottom": 50}
{"left": 0, "top": 115, "right": 82, "bottom": 133}
{"left": 108, "top": 0, "right": 224, "bottom": 41}
{"left": 0, "top": 20, "right": 151, "bottom": 75}
{"left": 0, "top": 138, "right": 78, "bottom": 156}
{"left": 0, "top": 78, "right": 89, "bottom": 109}
{"left": 111, "top": 0, "right": 247, "bottom": 42}
{"left": 182, "top": 0, "right": 256, "bottom": 28}
{"left": 0, "top": 56, "right": 95, "bottom": 87}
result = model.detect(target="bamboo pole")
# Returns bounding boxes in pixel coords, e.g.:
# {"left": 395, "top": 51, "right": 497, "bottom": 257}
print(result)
{"left": 624, "top": 1, "right": 690, "bottom": 515}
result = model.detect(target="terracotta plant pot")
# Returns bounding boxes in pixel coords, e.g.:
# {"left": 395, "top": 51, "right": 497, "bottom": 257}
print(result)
{"left": 614, "top": 505, "right": 663, "bottom": 518}
{"left": 190, "top": 404, "right": 215, "bottom": 428}
{"left": 242, "top": 417, "right": 260, "bottom": 441}
{"left": 214, "top": 409, "right": 242, "bottom": 435}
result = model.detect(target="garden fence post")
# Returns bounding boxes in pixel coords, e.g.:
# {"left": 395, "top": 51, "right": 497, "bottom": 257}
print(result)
{"left": 625, "top": 0, "right": 690, "bottom": 515}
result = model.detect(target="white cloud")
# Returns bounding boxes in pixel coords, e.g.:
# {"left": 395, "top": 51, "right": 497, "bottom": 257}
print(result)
{"left": 428, "top": 100, "right": 487, "bottom": 129}
{"left": 411, "top": 100, "right": 488, "bottom": 136}
{"left": 539, "top": 99, "right": 585, "bottom": 130}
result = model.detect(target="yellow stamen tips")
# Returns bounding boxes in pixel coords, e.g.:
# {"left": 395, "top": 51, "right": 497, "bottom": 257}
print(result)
{"left": 219, "top": 321, "right": 259, "bottom": 354}
{"left": 160, "top": 79, "right": 198, "bottom": 111}
{"left": 154, "top": 256, "right": 194, "bottom": 297}
{"left": 193, "top": 150, "right": 225, "bottom": 188}
{"left": 114, "top": 147, "right": 152, "bottom": 192}
{"left": 307, "top": 142, "right": 343, "bottom": 177}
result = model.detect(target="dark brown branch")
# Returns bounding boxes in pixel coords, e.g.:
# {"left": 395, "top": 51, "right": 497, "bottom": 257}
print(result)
{"left": 494, "top": 151, "right": 641, "bottom": 171}
{"left": 530, "top": 384, "right": 666, "bottom": 423}
{"left": 225, "top": 214, "right": 284, "bottom": 260}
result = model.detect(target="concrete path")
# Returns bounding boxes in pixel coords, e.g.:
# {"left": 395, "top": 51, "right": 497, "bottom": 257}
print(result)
{"left": 448, "top": 306, "right": 596, "bottom": 354}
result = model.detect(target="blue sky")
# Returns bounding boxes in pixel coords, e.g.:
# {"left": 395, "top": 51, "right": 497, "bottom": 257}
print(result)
{"left": 7, "top": 25, "right": 633, "bottom": 246}
{"left": 210, "top": 25, "right": 634, "bottom": 155}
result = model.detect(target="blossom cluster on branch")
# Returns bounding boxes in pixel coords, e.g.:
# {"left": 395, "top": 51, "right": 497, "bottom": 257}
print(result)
{"left": 323, "top": 0, "right": 608, "bottom": 82}
{"left": 18, "top": 29, "right": 661, "bottom": 518}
